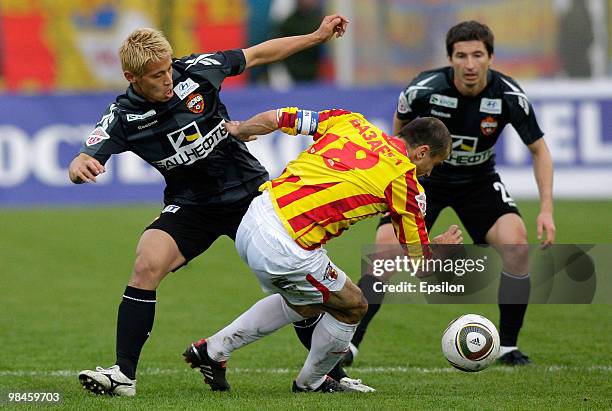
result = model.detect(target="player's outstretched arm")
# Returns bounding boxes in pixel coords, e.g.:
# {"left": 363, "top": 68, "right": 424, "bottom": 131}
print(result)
{"left": 224, "top": 110, "right": 279, "bottom": 142}
{"left": 68, "top": 153, "right": 105, "bottom": 184}
{"left": 527, "top": 138, "right": 556, "bottom": 246}
{"left": 242, "top": 13, "right": 349, "bottom": 69}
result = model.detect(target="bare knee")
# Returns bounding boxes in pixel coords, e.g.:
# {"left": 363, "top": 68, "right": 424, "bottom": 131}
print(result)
{"left": 500, "top": 243, "right": 529, "bottom": 276}
{"left": 129, "top": 229, "right": 185, "bottom": 290}
{"left": 341, "top": 291, "right": 368, "bottom": 324}
{"left": 130, "top": 253, "right": 166, "bottom": 290}
{"left": 486, "top": 214, "right": 529, "bottom": 275}
{"left": 499, "top": 230, "right": 529, "bottom": 274}
{"left": 503, "top": 242, "right": 529, "bottom": 258}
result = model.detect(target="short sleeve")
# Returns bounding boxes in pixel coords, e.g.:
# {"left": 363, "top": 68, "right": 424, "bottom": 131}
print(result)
{"left": 79, "top": 103, "right": 128, "bottom": 165}
{"left": 396, "top": 73, "right": 432, "bottom": 123}
{"left": 178, "top": 50, "right": 246, "bottom": 90}
{"left": 396, "top": 89, "right": 418, "bottom": 122}
{"left": 507, "top": 94, "right": 544, "bottom": 145}
{"left": 500, "top": 77, "right": 544, "bottom": 145}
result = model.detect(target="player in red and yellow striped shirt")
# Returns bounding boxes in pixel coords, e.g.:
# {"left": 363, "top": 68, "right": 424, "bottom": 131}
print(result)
{"left": 256, "top": 107, "right": 451, "bottom": 253}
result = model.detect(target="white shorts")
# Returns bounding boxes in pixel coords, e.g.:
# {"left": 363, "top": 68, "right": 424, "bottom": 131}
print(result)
{"left": 236, "top": 191, "right": 347, "bottom": 305}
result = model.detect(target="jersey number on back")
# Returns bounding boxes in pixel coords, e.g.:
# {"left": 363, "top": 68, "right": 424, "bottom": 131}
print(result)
{"left": 310, "top": 133, "right": 379, "bottom": 172}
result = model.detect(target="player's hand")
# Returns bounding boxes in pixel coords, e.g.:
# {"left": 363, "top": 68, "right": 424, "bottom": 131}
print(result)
{"left": 432, "top": 224, "right": 463, "bottom": 245}
{"left": 68, "top": 153, "right": 105, "bottom": 184}
{"left": 536, "top": 211, "right": 556, "bottom": 248}
{"left": 428, "top": 225, "right": 465, "bottom": 267}
{"left": 224, "top": 121, "right": 258, "bottom": 142}
{"left": 313, "top": 13, "right": 350, "bottom": 42}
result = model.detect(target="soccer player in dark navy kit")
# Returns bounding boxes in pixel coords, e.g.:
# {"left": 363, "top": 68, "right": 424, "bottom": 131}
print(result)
{"left": 68, "top": 16, "right": 351, "bottom": 396}
{"left": 341, "top": 20, "right": 556, "bottom": 367}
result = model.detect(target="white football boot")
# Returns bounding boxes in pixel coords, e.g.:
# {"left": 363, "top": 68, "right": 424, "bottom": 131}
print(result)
{"left": 339, "top": 377, "right": 376, "bottom": 393}
{"left": 78, "top": 365, "right": 136, "bottom": 396}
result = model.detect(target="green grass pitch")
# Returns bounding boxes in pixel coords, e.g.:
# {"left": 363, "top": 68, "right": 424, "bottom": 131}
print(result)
{"left": 1, "top": 200, "right": 611, "bottom": 409}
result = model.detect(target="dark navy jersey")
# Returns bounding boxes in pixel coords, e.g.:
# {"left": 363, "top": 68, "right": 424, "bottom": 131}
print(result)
{"left": 80, "top": 50, "right": 268, "bottom": 206}
{"left": 396, "top": 67, "right": 544, "bottom": 184}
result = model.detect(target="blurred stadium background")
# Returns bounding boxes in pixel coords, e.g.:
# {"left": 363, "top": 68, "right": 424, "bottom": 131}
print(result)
{"left": 1, "top": 1, "right": 611, "bottom": 407}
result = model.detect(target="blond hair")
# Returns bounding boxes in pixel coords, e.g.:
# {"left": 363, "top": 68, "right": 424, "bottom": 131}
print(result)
{"left": 119, "top": 28, "right": 173, "bottom": 76}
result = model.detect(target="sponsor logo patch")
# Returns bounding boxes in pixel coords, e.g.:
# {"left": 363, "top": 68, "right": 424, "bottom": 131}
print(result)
{"left": 174, "top": 78, "right": 199, "bottom": 100}
{"left": 126, "top": 109, "right": 156, "bottom": 122}
{"left": 162, "top": 205, "right": 180, "bottom": 213}
{"left": 184, "top": 54, "right": 222, "bottom": 70}
{"left": 98, "top": 104, "right": 117, "bottom": 130}
{"left": 480, "top": 116, "right": 498, "bottom": 136}
{"left": 168, "top": 122, "right": 202, "bottom": 150}
{"left": 186, "top": 93, "right": 204, "bottom": 114}
{"left": 85, "top": 126, "right": 110, "bottom": 146}
{"left": 153, "top": 121, "right": 228, "bottom": 170}
{"left": 415, "top": 192, "right": 427, "bottom": 216}
{"left": 430, "top": 109, "right": 451, "bottom": 118}
{"left": 429, "top": 94, "right": 458, "bottom": 109}
{"left": 502, "top": 78, "right": 530, "bottom": 115}
{"left": 479, "top": 98, "right": 502, "bottom": 114}
{"left": 452, "top": 135, "right": 477, "bottom": 153}
{"left": 137, "top": 120, "right": 158, "bottom": 130}
{"left": 446, "top": 135, "right": 494, "bottom": 166}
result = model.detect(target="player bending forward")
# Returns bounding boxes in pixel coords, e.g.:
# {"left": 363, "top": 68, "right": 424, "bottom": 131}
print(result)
{"left": 183, "top": 107, "right": 463, "bottom": 392}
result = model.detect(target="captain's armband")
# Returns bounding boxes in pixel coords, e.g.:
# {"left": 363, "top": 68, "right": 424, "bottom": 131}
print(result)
{"left": 277, "top": 107, "right": 319, "bottom": 136}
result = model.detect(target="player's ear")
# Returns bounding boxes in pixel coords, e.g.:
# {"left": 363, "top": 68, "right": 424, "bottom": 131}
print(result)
{"left": 124, "top": 71, "right": 137, "bottom": 84}
{"left": 419, "top": 145, "right": 430, "bottom": 159}
{"left": 421, "top": 144, "right": 431, "bottom": 158}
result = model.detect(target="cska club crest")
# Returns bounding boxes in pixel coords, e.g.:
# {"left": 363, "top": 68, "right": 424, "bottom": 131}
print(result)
{"left": 186, "top": 93, "right": 204, "bottom": 114}
{"left": 480, "top": 116, "right": 498, "bottom": 136}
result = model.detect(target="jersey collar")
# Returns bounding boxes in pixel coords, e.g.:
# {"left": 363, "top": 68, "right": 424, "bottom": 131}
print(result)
{"left": 384, "top": 135, "right": 408, "bottom": 156}
{"left": 121, "top": 84, "right": 171, "bottom": 110}
{"left": 125, "top": 85, "right": 149, "bottom": 105}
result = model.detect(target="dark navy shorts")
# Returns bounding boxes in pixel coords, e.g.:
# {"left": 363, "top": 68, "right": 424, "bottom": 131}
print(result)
{"left": 146, "top": 192, "right": 261, "bottom": 263}
{"left": 378, "top": 173, "right": 520, "bottom": 244}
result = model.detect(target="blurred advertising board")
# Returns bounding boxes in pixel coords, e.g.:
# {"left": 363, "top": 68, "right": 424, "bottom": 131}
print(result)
{"left": 1, "top": 82, "right": 611, "bottom": 206}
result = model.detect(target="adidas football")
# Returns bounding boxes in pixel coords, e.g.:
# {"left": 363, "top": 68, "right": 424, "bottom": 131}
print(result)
{"left": 441, "top": 314, "right": 500, "bottom": 372}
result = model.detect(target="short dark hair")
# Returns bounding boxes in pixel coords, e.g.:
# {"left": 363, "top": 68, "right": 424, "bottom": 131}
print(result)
{"left": 397, "top": 117, "right": 451, "bottom": 159}
{"left": 446, "top": 20, "right": 494, "bottom": 57}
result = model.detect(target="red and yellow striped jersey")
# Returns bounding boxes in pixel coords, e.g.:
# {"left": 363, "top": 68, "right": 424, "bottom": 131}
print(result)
{"left": 260, "top": 107, "right": 429, "bottom": 252}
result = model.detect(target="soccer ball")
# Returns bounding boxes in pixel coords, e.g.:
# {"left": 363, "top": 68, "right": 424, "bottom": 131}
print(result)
{"left": 441, "top": 314, "right": 500, "bottom": 372}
